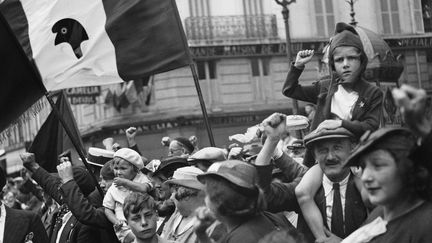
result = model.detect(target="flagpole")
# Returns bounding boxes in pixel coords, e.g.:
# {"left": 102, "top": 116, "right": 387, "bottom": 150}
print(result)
{"left": 169, "top": 0, "right": 215, "bottom": 147}
{"left": 189, "top": 63, "right": 216, "bottom": 146}
{"left": 44, "top": 91, "right": 105, "bottom": 197}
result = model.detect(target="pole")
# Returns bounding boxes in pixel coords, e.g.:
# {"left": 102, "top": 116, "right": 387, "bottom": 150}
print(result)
{"left": 275, "top": 0, "right": 299, "bottom": 116}
{"left": 45, "top": 92, "right": 105, "bottom": 197}
{"left": 275, "top": 0, "right": 301, "bottom": 138}
{"left": 189, "top": 63, "right": 216, "bottom": 146}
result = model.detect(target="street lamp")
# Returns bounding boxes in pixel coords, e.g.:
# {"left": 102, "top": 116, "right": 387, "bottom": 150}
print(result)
{"left": 346, "top": 0, "right": 358, "bottom": 26}
{"left": 275, "top": 0, "right": 299, "bottom": 116}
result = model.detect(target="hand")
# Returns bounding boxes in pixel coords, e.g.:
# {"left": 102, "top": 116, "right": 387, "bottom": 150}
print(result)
{"left": 102, "top": 137, "right": 114, "bottom": 151}
{"left": 57, "top": 161, "right": 74, "bottom": 184}
{"left": 113, "top": 177, "right": 129, "bottom": 188}
{"left": 318, "top": 228, "right": 342, "bottom": 243}
{"left": 295, "top": 49, "right": 314, "bottom": 69}
{"left": 392, "top": 85, "right": 431, "bottom": 138}
{"left": 316, "top": 120, "right": 342, "bottom": 132}
{"left": 112, "top": 143, "right": 121, "bottom": 152}
{"left": 228, "top": 147, "right": 243, "bottom": 159}
{"left": 20, "top": 152, "right": 39, "bottom": 172}
{"left": 194, "top": 206, "right": 216, "bottom": 235}
{"left": 113, "top": 220, "right": 125, "bottom": 231}
{"left": 126, "top": 127, "right": 137, "bottom": 146}
{"left": 261, "top": 113, "right": 287, "bottom": 141}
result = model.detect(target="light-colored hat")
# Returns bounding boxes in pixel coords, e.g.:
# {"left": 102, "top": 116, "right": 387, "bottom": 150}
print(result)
{"left": 114, "top": 148, "right": 144, "bottom": 170}
{"left": 188, "top": 147, "right": 227, "bottom": 164}
{"left": 87, "top": 147, "right": 115, "bottom": 167}
{"left": 165, "top": 166, "right": 204, "bottom": 190}
{"left": 304, "top": 127, "right": 355, "bottom": 149}
{"left": 198, "top": 160, "right": 258, "bottom": 191}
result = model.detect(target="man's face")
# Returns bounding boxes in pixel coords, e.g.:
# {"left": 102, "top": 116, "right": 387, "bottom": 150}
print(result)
{"left": 333, "top": 46, "right": 361, "bottom": 82}
{"left": 126, "top": 208, "right": 158, "bottom": 241}
{"left": 314, "top": 138, "right": 353, "bottom": 181}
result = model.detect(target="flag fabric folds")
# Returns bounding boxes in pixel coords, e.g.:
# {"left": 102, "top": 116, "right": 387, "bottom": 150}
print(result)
{"left": 0, "top": 0, "right": 192, "bottom": 91}
{"left": 0, "top": 12, "right": 45, "bottom": 134}
{"left": 29, "top": 91, "right": 84, "bottom": 173}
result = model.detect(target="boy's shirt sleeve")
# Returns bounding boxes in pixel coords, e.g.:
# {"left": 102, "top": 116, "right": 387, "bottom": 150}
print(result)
{"left": 103, "top": 186, "right": 115, "bottom": 210}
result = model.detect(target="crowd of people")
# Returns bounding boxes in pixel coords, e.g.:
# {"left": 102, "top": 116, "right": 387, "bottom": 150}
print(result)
{"left": 1, "top": 21, "right": 432, "bottom": 243}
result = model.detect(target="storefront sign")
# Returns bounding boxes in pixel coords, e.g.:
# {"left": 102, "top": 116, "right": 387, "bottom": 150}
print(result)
{"left": 65, "top": 86, "right": 101, "bottom": 105}
{"left": 190, "top": 35, "right": 432, "bottom": 59}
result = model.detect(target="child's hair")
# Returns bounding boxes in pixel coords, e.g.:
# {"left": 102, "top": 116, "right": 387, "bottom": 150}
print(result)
{"left": 123, "top": 192, "right": 157, "bottom": 219}
{"left": 258, "top": 229, "right": 305, "bottom": 243}
{"left": 113, "top": 157, "right": 139, "bottom": 172}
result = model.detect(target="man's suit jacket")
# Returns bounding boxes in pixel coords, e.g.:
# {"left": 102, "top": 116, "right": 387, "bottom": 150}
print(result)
{"left": 60, "top": 180, "right": 120, "bottom": 243}
{"left": 296, "top": 174, "right": 367, "bottom": 243}
{"left": 3, "top": 206, "right": 49, "bottom": 243}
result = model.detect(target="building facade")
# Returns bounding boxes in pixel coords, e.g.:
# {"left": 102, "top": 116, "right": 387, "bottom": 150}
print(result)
{"left": 2, "top": 0, "right": 432, "bottom": 171}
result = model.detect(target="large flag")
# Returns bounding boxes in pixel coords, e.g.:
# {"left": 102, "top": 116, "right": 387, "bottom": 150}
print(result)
{"left": 0, "top": 11, "right": 45, "bottom": 134}
{"left": 0, "top": 0, "right": 192, "bottom": 91}
{"left": 28, "top": 91, "right": 84, "bottom": 172}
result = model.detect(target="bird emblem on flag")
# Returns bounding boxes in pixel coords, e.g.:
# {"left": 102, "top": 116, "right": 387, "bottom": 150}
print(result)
{"left": 52, "top": 18, "right": 88, "bottom": 58}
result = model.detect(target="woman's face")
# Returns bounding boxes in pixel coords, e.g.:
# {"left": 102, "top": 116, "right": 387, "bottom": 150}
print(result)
{"left": 360, "top": 149, "right": 404, "bottom": 206}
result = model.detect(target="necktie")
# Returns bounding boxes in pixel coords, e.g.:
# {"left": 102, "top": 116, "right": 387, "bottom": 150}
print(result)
{"left": 331, "top": 183, "right": 345, "bottom": 238}
{"left": 50, "top": 205, "right": 68, "bottom": 243}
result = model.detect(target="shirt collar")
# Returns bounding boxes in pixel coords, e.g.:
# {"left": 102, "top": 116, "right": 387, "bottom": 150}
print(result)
{"left": 323, "top": 173, "right": 350, "bottom": 196}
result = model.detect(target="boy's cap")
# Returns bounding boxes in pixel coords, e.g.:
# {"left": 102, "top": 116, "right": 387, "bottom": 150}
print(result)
{"left": 197, "top": 160, "right": 257, "bottom": 191}
{"left": 87, "top": 147, "right": 115, "bottom": 167}
{"left": 165, "top": 166, "right": 204, "bottom": 190}
{"left": 187, "top": 147, "right": 227, "bottom": 164}
{"left": 329, "top": 22, "right": 363, "bottom": 55}
{"left": 114, "top": 148, "right": 144, "bottom": 170}
{"left": 304, "top": 127, "right": 354, "bottom": 149}
{"left": 345, "top": 127, "right": 416, "bottom": 167}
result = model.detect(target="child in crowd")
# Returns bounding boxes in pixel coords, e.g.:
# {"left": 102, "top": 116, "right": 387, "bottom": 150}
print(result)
{"left": 123, "top": 192, "right": 171, "bottom": 243}
{"left": 104, "top": 148, "right": 152, "bottom": 243}
{"left": 291, "top": 22, "right": 382, "bottom": 242}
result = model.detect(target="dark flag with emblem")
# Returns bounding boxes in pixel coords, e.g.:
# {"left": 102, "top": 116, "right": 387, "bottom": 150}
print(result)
{"left": 0, "top": 0, "right": 192, "bottom": 91}
{"left": 29, "top": 91, "right": 84, "bottom": 172}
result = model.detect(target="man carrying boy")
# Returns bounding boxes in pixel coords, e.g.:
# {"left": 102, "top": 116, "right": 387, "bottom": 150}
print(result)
{"left": 123, "top": 192, "right": 171, "bottom": 243}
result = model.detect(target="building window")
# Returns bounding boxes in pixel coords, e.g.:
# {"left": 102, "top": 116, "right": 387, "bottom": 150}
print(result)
{"left": 250, "top": 58, "right": 270, "bottom": 77}
{"left": 189, "top": 0, "right": 210, "bottom": 17}
{"left": 251, "top": 58, "right": 260, "bottom": 77}
{"left": 243, "top": 0, "right": 263, "bottom": 15}
{"left": 208, "top": 60, "right": 217, "bottom": 79}
{"left": 196, "top": 61, "right": 217, "bottom": 80}
{"left": 315, "top": 0, "right": 335, "bottom": 37}
{"left": 197, "top": 61, "right": 206, "bottom": 80}
{"left": 380, "top": 0, "right": 401, "bottom": 34}
{"left": 422, "top": 0, "right": 432, "bottom": 32}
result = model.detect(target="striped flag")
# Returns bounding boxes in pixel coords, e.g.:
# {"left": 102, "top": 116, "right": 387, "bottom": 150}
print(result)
{"left": 0, "top": 0, "right": 192, "bottom": 91}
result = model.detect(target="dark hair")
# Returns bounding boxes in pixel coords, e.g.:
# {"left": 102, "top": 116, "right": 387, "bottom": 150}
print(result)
{"left": 173, "top": 137, "right": 195, "bottom": 154}
{"left": 203, "top": 176, "right": 266, "bottom": 219}
{"left": 389, "top": 150, "right": 432, "bottom": 201}
{"left": 123, "top": 192, "right": 157, "bottom": 220}
{"left": 171, "top": 185, "right": 202, "bottom": 201}
{"left": 258, "top": 229, "right": 306, "bottom": 243}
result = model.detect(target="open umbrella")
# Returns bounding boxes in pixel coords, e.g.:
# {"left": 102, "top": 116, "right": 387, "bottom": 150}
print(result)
{"left": 355, "top": 26, "right": 404, "bottom": 83}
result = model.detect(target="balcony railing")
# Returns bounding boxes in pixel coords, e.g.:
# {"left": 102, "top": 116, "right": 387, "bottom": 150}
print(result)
{"left": 185, "top": 15, "right": 279, "bottom": 45}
